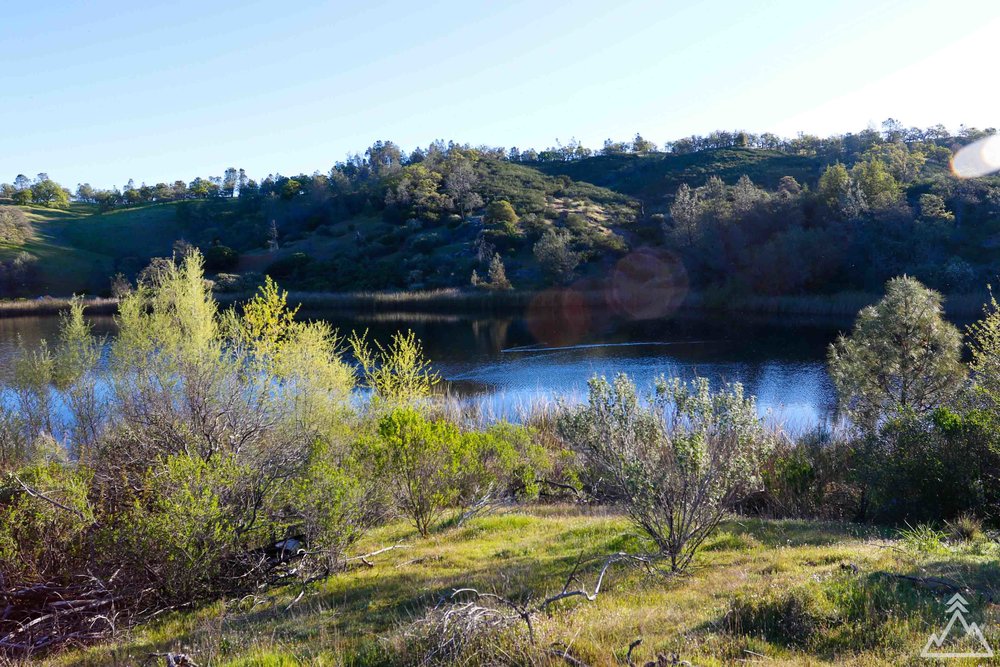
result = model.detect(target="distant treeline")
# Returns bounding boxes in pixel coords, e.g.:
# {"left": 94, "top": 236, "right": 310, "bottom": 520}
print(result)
{"left": 3, "top": 119, "right": 993, "bottom": 211}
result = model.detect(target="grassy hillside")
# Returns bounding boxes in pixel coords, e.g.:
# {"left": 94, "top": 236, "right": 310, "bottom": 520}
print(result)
{"left": 530, "top": 149, "right": 824, "bottom": 203}
{"left": 3, "top": 140, "right": 996, "bottom": 300}
{"left": 1, "top": 159, "right": 639, "bottom": 297}
{"left": 49, "top": 507, "right": 1000, "bottom": 666}
{"left": 1, "top": 202, "right": 182, "bottom": 295}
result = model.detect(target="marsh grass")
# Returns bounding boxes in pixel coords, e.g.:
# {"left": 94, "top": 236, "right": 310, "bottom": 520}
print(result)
{"left": 0, "top": 297, "right": 118, "bottom": 317}
{"left": 44, "top": 507, "right": 1000, "bottom": 667}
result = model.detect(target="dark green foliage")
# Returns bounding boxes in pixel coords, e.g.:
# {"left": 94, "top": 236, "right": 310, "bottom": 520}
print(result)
{"left": 266, "top": 252, "right": 313, "bottom": 280}
{"left": 202, "top": 244, "right": 239, "bottom": 271}
{"left": 857, "top": 410, "right": 1000, "bottom": 524}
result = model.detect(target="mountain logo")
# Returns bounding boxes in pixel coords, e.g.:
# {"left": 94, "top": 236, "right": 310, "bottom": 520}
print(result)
{"left": 921, "top": 593, "right": 994, "bottom": 659}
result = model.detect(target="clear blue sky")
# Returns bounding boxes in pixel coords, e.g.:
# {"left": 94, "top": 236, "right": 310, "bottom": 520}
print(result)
{"left": 2, "top": 0, "right": 998, "bottom": 189}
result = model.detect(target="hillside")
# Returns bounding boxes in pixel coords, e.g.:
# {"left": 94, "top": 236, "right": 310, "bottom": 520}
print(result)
{"left": 530, "top": 148, "right": 824, "bottom": 203}
{"left": 3, "top": 132, "right": 1000, "bottom": 300}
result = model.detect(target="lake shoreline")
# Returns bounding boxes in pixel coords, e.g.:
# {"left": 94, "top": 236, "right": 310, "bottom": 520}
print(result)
{"left": 0, "top": 287, "right": 988, "bottom": 320}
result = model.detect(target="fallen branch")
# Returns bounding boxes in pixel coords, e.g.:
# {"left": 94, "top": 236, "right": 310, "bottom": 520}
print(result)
{"left": 449, "top": 551, "right": 656, "bottom": 647}
{"left": 344, "top": 543, "right": 411, "bottom": 568}
{"left": 547, "top": 644, "right": 590, "bottom": 667}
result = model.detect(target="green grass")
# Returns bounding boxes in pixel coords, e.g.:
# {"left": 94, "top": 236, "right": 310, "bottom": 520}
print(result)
{"left": 46, "top": 507, "right": 1000, "bottom": 666}
{"left": 1, "top": 203, "right": 182, "bottom": 295}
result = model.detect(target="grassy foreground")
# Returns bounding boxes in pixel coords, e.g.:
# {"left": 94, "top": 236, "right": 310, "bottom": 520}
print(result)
{"left": 46, "top": 506, "right": 1000, "bottom": 667}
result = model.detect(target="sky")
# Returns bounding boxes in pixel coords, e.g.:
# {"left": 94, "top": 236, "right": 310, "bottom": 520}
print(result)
{"left": 2, "top": 0, "right": 999, "bottom": 189}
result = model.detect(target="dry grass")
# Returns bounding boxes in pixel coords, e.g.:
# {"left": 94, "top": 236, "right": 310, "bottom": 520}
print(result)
{"left": 0, "top": 297, "right": 118, "bottom": 317}
{"left": 43, "top": 507, "right": 1000, "bottom": 666}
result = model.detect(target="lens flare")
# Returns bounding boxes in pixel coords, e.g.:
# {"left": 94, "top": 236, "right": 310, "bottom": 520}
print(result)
{"left": 526, "top": 288, "right": 591, "bottom": 347}
{"left": 608, "top": 248, "right": 689, "bottom": 320}
{"left": 951, "top": 134, "right": 1000, "bottom": 178}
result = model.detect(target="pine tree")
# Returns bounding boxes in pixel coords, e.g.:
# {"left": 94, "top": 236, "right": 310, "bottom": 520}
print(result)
{"left": 486, "top": 253, "right": 512, "bottom": 290}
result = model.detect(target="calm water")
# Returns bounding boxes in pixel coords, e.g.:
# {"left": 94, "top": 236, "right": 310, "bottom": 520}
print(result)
{"left": 0, "top": 309, "right": 848, "bottom": 429}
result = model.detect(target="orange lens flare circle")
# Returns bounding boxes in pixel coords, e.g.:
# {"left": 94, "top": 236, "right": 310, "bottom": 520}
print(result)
{"left": 526, "top": 288, "right": 591, "bottom": 347}
{"left": 608, "top": 248, "right": 689, "bottom": 320}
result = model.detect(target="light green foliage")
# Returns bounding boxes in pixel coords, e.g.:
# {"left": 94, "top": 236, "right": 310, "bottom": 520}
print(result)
{"left": 918, "top": 193, "right": 954, "bottom": 222}
{"left": 850, "top": 158, "right": 901, "bottom": 211}
{"left": 817, "top": 163, "right": 851, "bottom": 207}
{"left": 362, "top": 408, "right": 467, "bottom": 536}
{"left": 360, "top": 409, "right": 526, "bottom": 536}
{"left": 484, "top": 199, "right": 519, "bottom": 226}
{"left": 558, "top": 373, "right": 773, "bottom": 572}
{"left": 828, "top": 276, "right": 965, "bottom": 427}
{"left": 30, "top": 177, "right": 71, "bottom": 209}
{"left": 484, "top": 252, "right": 512, "bottom": 290}
{"left": 101, "top": 453, "right": 248, "bottom": 604}
{"left": 0, "top": 460, "right": 94, "bottom": 585}
{"left": 349, "top": 329, "right": 439, "bottom": 405}
{"left": 967, "top": 290, "right": 1000, "bottom": 409}
{"left": 0, "top": 251, "right": 369, "bottom": 610}
{"left": 0, "top": 205, "right": 32, "bottom": 244}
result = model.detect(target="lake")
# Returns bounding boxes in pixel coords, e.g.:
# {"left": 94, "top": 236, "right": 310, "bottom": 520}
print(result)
{"left": 0, "top": 307, "right": 848, "bottom": 429}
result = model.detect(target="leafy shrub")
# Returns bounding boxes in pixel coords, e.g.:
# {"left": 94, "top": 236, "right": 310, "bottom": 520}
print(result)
{"left": 758, "top": 431, "right": 861, "bottom": 520}
{"left": 1, "top": 253, "right": 369, "bottom": 620}
{"left": 558, "top": 374, "right": 774, "bottom": 571}
{"left": 202, "top": 244, "right": 239, "bottom": 271}
{"left": 361, "top": 408, "right": 465, "bottom": 536}
{"left": 0, "top": 205, "right": 32, "bottom": 244}
{"left": 359, "top": 409, "right": 527, "bottom": 536}
{"left": 266, "top": 252, "right": 313, "bottom": 280}
{"left": 484, "top": 199, "right": 519, "bottom": 226}
{"left": 857, "top": 409, "right": 1000, "bottom": 524}
{"left": 0, "top": 459, "right": 94, "bottom": 588}
{"left": 349, "top": 329, "right": 439, "bottom": 405}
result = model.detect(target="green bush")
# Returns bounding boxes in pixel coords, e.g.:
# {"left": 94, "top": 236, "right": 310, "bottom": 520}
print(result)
{"left": 359, "top": 409, "right": 529, "bottom": 536}
{"left": 0, "top": 458, "right": 94, "bottom": 587}
{"left": 266, "top": 252, "right": 313, "bottom": 280}
{"left": 559, "top": 374, "right": 774, "bottom": 572}
{"left": 203, "top": 244, "right": 239, "bottom": 271}
{"left": 858, "top": 409, "right": 1000, "bottom": 524}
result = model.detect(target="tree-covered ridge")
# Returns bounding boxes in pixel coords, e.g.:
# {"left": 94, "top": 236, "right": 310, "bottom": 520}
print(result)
{"left": 1, "top": 120, "right": 999, "bottom": 297}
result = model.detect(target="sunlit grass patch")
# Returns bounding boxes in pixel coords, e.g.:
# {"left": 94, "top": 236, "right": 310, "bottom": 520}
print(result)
{"left": 45, "top": 508, "right": 1000, "bottom": 666}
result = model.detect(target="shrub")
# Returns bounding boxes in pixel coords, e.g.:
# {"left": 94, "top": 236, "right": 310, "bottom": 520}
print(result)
{"left": 857, "top": 409, "right": 1000, "bottom": 524}
{"left": 0, "top": 458, "right": 94, "bottom": 588}
{"left": 360, "top": 410, "right": 531, "bottom": 536}
{"left": 484, "top": 199, "right": 519, "bottom": 226}
{"left": 361, "top": 408, "right": 466, "bottom": 536}
{"left": 0, "top": 205, "right": 32, "bottom": 244}
{"left": 203, "top": 244, "right": 239, "bottom": 271}
{"left": 3, "top": 253, "right": 367, "bottom": 607}
{"left": 266, "top": 252, "right": 313, "bottom": 280}
{"left": 533, "top": 228, "right": 580, "bottom": 284}
{"left": 349, "top": 329, "right": 439, "bottom": 405}
{"left": 759, "top": 430, "right": 861, "bottom": 520}
{"left": 558, "top": 374, "right": 774, "bottom": 572}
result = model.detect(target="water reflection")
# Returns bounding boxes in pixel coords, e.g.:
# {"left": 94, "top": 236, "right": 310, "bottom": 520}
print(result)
{"left": 0, "top": 309, "right": 844, "bottom": 429}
